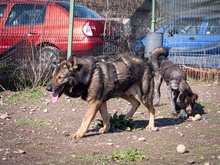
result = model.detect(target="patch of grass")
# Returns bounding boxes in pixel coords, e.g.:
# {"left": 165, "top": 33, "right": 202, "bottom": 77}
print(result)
{"left": 78, "top": 155, "right": 107, "bottom": 164}
{"left": 16, "top": 119, "right": 49, "bottom": 127}
{"left": 108, "top": 149, "right": 148, "bottom": 162}
{"left": 96, "top": 112, "right": 134, "bottom": 132}
{"left": 199, "top": 101, "right": 219, "bottom": 113}
{"left": 187, "top": 146, "right": 216, "bottom": 157}
{"left": 13, "top": 139, "right": 26, "bottom": 145}
{"left": 77, "top": 149, "right": 148, "bottom": 164}
{"left": 4, "top": 87, "right": 46, "bottom": 104}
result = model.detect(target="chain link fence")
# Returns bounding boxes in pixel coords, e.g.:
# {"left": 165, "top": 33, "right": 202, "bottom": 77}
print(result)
{"left": 0, "top": 0, "right": 219, "bottom": 90}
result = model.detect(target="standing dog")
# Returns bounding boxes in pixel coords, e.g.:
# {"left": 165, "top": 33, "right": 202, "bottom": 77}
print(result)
{"left": 46, "top": 49, "right": 165, "bottom": 139}
{"left": 153, "top": 59, "right": 198, "bottom": 116}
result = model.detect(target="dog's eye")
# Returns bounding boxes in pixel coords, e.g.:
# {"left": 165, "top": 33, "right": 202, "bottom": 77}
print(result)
{"left": 58, "top": 76, "right": 65, "bottom": 80}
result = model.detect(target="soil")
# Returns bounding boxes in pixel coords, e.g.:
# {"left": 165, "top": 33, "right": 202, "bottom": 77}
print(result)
{"left": 0, "top": 83, "right": 220, "bottom": 165}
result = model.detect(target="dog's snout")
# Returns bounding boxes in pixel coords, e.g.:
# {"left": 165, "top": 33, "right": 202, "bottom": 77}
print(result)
{"left": 186, "top": 107, "right": 192, "bottom": 114}
{"left": 46, "top": 84, "right": 53, "bottom": 92}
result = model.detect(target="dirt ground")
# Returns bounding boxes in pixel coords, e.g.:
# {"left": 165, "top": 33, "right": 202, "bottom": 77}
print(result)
{"left": 0, "top": 82, "right": 220, "bottom": 165}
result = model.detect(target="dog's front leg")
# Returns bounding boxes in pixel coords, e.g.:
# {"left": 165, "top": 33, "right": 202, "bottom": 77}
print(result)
{"left": 143, "top": 100, "right": 158, "bottom": 131}
{"left": 98, "top": 102, "right": 110, "bottom": 133}
{"left": 166, "top": 86, "right": 178, "bottom": 116}
{"left": 147, "top": 107, "right": 157, "bottom": 131}
{"left": 69, "top": 100, "right": 101, "bottom": 139}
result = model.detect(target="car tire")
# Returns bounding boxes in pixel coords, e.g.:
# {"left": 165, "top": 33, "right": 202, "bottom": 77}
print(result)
{"left": 36, "top": 45, "right": 59, "bottom": 71}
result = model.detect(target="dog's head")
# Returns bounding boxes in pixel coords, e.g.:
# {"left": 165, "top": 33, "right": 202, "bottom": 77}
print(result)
{"left": 179, "top": 91, "right": 198, "bottom": 114}
{"left": 46, "top": 55, "right": 79, "bottom": 103}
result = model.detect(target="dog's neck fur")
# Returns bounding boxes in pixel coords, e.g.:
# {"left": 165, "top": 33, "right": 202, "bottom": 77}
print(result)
{"left": 178, "top": 79, "right": 192, "bottom": 93}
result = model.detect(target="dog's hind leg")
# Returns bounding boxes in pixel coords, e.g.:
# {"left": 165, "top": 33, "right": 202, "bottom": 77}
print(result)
{"left": 98, "top": 102, "right": 110, "bottom": 134}
{"left": 153, "top": 75, "right": 163, "bottom": 106}
{"left": 166, "top": 85, "right": 178, "bottom": 116}
{"left": 121, "top": 95, "right": 140, "bottom": 120}
{"left": 173, "top": 90, "right": 181, "bottom": 113}
{"left": 69, "top": 100, "right": 102, "bottom": 139}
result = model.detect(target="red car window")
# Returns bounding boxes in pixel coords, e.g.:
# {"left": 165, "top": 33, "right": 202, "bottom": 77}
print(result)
{"left": 0, "top": 5, "right": 7, "bottom": 19}
{"left": 5, "top": 4, "right": 46, "bottom": 26}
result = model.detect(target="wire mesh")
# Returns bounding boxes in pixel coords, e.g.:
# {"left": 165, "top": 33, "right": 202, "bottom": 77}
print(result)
{"left": 0, "top": 0, "right": 219, "bottom": 69}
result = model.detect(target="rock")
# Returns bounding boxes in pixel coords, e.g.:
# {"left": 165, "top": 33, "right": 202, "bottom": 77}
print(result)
{"left": 187, "top": 159, "right": 195, "bottom": 164}
{"left": 193, "top": 114, "right": 201, "bottom": 121}
{"left": 30, "top": 108, "right": 36, "bottom": 112}
{"left": 18, "top": 149, "right": 26, "bottom": 154}
{"left": 43, "top": 109, "right": 48, "bottom": 113}
{"left": 178, "top": 132, "right": 184, "bottom": 137}
{"left": 200, "top": 156, "right": 205, "bottom": 160}
{"left": 107, "top": 143, "right": 113, "bottom": 146}
{"left": 20, "top": 106, "right": 27, "bottom": 110}
{"left": 138, "top": 137, "right": 146, "bottom": 141}
{"left": 177, "top": 144, "right": 186, "bottom": 154}
{"left": 0, "top": 113, "right": 9, "bottom": 119}
{"left": 63, "top": 131, "right": 70, "bottom": 137}
{"left": 203, "top": 162, "right": 210, "bottom": 165}
{"left": 132, "top": 135, "right": 137, "bottom": 140}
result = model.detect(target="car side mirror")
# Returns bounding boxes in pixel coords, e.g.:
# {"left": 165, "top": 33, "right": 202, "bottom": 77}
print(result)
{"left": 168, "top": 29, "right": 174, "bottom": 36}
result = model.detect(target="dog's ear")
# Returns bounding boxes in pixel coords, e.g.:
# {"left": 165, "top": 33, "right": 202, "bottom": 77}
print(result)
{"left": 193, "top": 93, "right": 198, "bottom": 101}
{"left": 57, "top": 56, "right": 65, "bottom": 66}
{"left": 67, "top": 54, "right": 78, "bottom": 70}
{"left": 179, "top": 92, "right": 186, "bottom": 106}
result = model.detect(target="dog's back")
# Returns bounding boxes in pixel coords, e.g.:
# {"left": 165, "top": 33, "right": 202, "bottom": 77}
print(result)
{"left": 160, "top": 60, "right": 186, "bottom": 82}
{"left": 159, "top": 60, "right": 186, "bottom": 90}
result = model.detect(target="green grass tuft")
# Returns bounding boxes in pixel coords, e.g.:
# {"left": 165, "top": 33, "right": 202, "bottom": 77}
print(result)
{"left": 16, "top": 119, "right": 49, "bottom": 126}
{"left": 108, "top": 149, "right": 148, "bottom": 162}
{"left": 4, "top": 87, "right": 45, "bottom": 104}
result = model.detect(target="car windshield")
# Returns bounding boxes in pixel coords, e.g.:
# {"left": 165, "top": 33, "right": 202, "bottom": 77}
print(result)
{"left": 0, "top": 5, "right": 7, "bottom": 19}
{"left": 164, "top": 17, "right": 203, "bottom": 34}
{"left": 56, "top": 2, "right": 102, "bottom": 18}
{"left": 206, "top": 18, "right": 220, "bottom": 34}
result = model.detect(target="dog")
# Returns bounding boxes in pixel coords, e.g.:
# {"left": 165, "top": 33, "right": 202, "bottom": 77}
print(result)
{"left": 46, "top": 48, "right": 166, "bottom": 139}
{"left": 153, "top": 59, "right": 198, "bottom": 116}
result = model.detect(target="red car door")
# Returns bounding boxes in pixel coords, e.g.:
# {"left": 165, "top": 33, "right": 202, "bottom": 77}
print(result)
{"left": 0, "top": 3, "right": 45, "bottom": 56}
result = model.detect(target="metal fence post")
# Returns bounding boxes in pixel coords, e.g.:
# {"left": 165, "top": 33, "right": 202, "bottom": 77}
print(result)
{"left": 67, "top": 0, "right": 75, "bottom": 59}
{"left": 151, "top": 0, "right": 156, "bottom": 32}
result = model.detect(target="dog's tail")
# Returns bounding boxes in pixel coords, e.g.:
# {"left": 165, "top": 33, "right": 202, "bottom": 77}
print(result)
{"left": 150, "top": 47, "right": 168, "bottom": 106}
{"left": 151, "top": 46, "right": 168, "bottom": 60}
{"left": 150, "top": 46, "right": 168, "bottom": 72}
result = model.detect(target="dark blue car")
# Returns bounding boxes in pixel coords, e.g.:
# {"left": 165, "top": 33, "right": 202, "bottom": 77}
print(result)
{"left": 133, "top": 14, "right": 220, "bottom": 68}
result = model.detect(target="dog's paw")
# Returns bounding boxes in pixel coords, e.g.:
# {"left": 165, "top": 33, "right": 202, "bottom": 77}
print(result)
{"left": 99, "top": 127, "right": 107, "bottom": 134}
{"left": 69, "top": 133, "right": 82, "bottom": 140}
{"left": 171, "top": 112, "right": 178, "bottom": 117}
{"left": 153, "top": 99, "right": 160, "bottom": 107}
{"left": 146, "top": 125, "right": 159, "bottom": 131}
{"left": 153, "top": 102, "right": 160, "bottom": 107}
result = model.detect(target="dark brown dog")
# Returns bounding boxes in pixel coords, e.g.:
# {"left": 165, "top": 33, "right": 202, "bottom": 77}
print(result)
{"left": 154, "top": 60, "right": 198, "bottom": 116}
{"left": 46, "top": 49, "right": 165, "bottom": 139}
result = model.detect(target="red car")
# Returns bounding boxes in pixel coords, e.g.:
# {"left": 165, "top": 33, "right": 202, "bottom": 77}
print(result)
{"left": 0, "top": 0, "right": 121, "bottom": 67}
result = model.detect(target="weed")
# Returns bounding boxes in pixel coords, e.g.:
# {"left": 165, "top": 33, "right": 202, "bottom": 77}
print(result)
{"left": 108, "top": 149, "right": 148, "bottom": 162}
{"left": 16, "top": 119, "right": 49, "bottom": 126}
{"left": 96, "top": 112, "right": 134, "bottom": 132}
